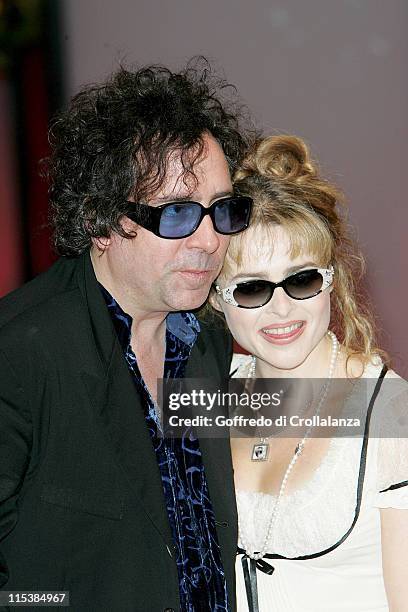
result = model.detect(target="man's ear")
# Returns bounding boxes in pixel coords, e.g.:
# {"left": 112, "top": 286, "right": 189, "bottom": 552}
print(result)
{"left": 208, "top": 290, "right": 223, "bottom": 313}
{"left": 92, "top": 236, "right": 111, "bottom": 252}
{"left": 120, "top": 215, "right": 138, "bottom": 235}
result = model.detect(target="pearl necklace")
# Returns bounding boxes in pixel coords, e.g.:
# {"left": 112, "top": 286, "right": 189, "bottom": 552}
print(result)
{"left": 238, "top": 330, "right": 339, "bottom": 560}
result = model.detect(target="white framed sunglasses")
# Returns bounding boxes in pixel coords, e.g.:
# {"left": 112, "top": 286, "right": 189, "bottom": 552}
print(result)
{"left": 215, "top": 266, "right": 334, "bottom": 309}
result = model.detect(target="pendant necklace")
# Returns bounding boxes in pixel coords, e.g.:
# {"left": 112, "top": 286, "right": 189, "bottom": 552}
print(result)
{"left": 239, "top": 331, "right": 339, "bottom": 559}
{"left": 239, "top": 330, "right": 339, "bottom": 560}
{"left": 249, "top": 330, "right": 338, "bottom": 462}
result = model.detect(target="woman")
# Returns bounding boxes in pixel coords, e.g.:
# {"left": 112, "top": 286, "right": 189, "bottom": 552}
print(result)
{"left": 210, "top": 136, "right": 408, "bottom": 611}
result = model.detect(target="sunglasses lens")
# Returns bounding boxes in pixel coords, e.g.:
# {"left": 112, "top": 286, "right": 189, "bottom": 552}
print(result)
{"left": 214, "top": 197, "right": 252, "bottom": 234}
{"left": 285, "top": 269, "right": 323, "bottom": 299}
{"left": 233, "top": 280, "right": 273, "bottom": 308}
{"left": 158, "top": 203, "right": 201, "bottom": 238}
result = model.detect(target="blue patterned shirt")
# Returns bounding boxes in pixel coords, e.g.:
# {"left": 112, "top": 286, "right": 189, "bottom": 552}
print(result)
{"left": 100, "top": 285, "right": 229, "bottom": 611}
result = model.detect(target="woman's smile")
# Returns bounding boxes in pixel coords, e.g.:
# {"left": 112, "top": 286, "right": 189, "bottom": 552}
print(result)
{"left": 259, "top": 320, "right": 306, "bottom": 344}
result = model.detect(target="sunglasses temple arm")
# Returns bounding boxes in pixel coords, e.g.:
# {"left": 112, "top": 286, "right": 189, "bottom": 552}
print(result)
{"left": 125, "top": 202, "right": 160, "bottom": 232}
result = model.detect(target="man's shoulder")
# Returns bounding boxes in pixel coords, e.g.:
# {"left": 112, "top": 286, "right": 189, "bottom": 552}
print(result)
{"left": 196, "top": 311, "right": 229, "bottom": 341}
{"left": 0, "top": 255, "right": 83, "bottom": 335}
{"left": 194, "top": 311, "right": 232, "bottom": 364}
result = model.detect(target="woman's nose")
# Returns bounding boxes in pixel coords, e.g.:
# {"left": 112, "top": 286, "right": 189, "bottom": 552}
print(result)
{"left": 265, "top": 286, "right": 294, "bottom": 318}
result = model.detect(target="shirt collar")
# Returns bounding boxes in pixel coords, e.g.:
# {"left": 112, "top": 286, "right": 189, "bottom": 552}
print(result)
{"left": 98, "top": 283, "right": 200, "bottom": 352}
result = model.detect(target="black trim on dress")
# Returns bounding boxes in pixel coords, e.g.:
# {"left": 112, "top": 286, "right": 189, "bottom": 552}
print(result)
{"left": 380, "top": 480, "right": 408, "bottom": 493}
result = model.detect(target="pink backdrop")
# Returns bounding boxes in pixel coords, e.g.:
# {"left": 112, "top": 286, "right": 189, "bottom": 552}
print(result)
{"left": 61, "top": 0, "right": 407, "bottom": 373}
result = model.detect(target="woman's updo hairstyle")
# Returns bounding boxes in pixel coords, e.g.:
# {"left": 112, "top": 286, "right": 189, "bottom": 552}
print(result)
{"left": 223, "top": 135, "right": 386, "bottom": 365}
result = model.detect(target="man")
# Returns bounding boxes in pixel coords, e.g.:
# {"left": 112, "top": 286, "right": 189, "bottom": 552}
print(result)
{"left": 0, "top": 61, "right": 252, "bottom": 611}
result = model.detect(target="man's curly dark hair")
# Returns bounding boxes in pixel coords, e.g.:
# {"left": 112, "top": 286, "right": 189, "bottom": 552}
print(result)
{"left": 46, "top": 58, "right": 253, "bottom": 256}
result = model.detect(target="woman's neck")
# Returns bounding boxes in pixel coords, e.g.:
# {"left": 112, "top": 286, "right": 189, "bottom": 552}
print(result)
{"left": 255, "top": 333, "right": 336, "bottom": 379}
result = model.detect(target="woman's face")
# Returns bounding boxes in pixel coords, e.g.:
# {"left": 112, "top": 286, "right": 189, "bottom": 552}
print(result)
{"left": 213, "top": 226, "right": 332, "bottom": 375}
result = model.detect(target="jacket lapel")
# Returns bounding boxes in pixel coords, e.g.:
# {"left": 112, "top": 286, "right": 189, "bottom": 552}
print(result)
{"left": 81, "top": 350, "right": 174, "bottom": 546}
{"left": 185, "top": 333, "right": 238, "bottom": 545}
{"left": 77, "top": 252, "right": 173, "bottom": 546}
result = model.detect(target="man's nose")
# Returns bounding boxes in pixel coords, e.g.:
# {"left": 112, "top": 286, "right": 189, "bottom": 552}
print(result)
{"left": 184, "top": 215, "right": 223, "bottom": 253}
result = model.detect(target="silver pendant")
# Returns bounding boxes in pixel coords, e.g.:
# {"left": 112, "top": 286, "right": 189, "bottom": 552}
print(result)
{"left": 251, "top": 441, "right": 269, "bottom": 461}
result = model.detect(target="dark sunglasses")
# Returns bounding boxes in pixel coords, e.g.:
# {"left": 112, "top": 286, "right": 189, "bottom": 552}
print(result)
{"left": 215, "top": 267, "right": 334, "bottom": 308}
{"left": 124, "top": 195, "right": 253, "bottom": 239}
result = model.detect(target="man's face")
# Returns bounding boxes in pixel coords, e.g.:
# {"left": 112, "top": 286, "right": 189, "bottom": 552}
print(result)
{"left": 93, "top": 133, "right": 233, "bottom": 314}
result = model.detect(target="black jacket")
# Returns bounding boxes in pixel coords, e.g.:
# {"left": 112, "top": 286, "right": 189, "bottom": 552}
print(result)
{"left": 0, "top": 252, "right": 237, "bottom": 612}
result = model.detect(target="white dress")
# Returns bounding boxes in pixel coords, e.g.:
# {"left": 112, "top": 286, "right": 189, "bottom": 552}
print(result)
{"left": 231, "top": 355, "right": 408, "bottom": 612}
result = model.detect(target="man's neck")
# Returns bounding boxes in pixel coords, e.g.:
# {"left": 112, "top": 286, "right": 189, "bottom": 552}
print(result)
{"left": 91, "top": 248, "right": 171, "bottom": 403}
{"left": 90, "top": 247, "right": 168, "bottom": 334}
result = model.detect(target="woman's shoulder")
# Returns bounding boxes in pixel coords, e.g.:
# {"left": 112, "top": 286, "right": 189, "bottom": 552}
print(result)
{"left": 346, "top": 353, "right": 402, "bottom": 381}
{"left": 360, "top": 355, "right": 408, "bottom": 506}
{"left": 359, "top": 356, "right": 407, "bottom": 430}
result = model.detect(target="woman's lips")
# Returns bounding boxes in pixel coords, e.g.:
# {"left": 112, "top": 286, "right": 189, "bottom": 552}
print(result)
{"left": 259, "top": 321, "right": 306, "bottom": 345}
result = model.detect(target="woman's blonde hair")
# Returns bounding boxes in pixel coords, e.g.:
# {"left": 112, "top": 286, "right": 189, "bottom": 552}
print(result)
{"left": 221, "top": 135, "right": 387, "bottom": 366}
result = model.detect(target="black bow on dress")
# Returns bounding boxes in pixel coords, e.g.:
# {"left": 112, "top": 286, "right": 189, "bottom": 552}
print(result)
{"left": 238, "top": 547, "right": 275, "bottom": 612}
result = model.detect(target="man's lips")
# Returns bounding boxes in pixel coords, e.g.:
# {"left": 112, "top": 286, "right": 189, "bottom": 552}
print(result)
{"left": 178, "top": 269, "right": 215, "bottom": 277}
{"left": 176, "top": 269, "right": 217, "bottom": 285}
{"left": 259, "top": 320, "right": 306, "bottom": 344}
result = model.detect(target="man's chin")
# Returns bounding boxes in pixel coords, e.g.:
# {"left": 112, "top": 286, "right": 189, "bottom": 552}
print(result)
{"left": 167, "top": 287, "right": 212, "bottom": 312}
